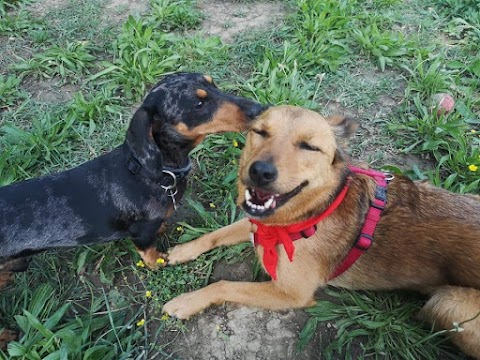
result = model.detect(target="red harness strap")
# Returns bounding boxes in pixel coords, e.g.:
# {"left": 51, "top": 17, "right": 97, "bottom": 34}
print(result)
{"left": 249, "top": 166, "right": 388, "bottom": 281}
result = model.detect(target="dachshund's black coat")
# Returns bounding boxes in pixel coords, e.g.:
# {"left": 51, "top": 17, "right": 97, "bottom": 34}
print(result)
{"left": 0, "top": 72, "right": 264, "bottom": 268}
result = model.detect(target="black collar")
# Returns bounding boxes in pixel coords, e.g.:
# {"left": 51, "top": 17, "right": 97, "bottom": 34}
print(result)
{"left": 125, "top": 144, "right": 192, "bottom": 182}
{"left": 163, "top": 160, "right": 192, "bottom": 181}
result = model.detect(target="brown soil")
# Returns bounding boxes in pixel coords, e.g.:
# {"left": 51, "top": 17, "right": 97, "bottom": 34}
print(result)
{"left": 197, "top": 0, "right": 286, "bottom": 43}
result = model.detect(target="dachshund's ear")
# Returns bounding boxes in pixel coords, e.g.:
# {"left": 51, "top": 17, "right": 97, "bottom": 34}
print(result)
{"left": 126, "top": 107, "right": 163, "bottom": 176}
{"left": 126, "top": 107, "right": 154, "bottom": 152}
{"left": 326, "top": 115, "right": 359, "bottom": 148}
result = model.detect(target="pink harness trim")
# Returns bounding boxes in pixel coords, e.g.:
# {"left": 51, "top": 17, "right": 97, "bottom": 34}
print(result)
{"left": 328, "top": 166, "right": 388, "bottom": 280}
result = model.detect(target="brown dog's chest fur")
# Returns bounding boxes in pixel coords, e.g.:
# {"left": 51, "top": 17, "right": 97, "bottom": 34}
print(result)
{"left": 275, "top": 174, "right": 480, "bottom": 293}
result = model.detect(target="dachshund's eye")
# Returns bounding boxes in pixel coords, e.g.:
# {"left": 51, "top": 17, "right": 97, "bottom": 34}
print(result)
{"left": 252, "top": 128, "right": 268, "bottom": 137}
{"left": 299, "top": 141, "right": 321, "bottom": 152}
{"left": 195, "top": 101, "right": 205, "bottom": 109}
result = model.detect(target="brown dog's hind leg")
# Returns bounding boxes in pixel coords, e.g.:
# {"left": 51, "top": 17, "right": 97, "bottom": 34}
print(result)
{"left": 168, "top": 218, "right": 253, "bottom": 265}
{"left": 419, "top": 286, "right": 480, "bottom": 359}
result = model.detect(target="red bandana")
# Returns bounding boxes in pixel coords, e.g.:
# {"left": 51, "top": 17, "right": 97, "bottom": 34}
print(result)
{"left": 249, "top": 182, "right": 350, "bottom": 280}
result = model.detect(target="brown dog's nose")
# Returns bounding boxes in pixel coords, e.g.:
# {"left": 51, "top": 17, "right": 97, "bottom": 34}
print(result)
{"left": 249, "top": 161, "right": 278, "bottom": 187}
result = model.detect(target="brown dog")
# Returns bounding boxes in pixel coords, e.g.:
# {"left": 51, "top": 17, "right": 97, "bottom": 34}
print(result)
{"left": 163, "top": 105, "right": 480, "bottom": 359}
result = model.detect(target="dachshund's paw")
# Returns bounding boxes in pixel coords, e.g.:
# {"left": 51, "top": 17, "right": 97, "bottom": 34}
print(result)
{"left": 136, "top": 248, "right": 168, "bottom": 270}
{"left": 145, "top": 252, "right": 168, "bottom": 269}
{"left": 162, "top": 290, "right": 211, "bottom": 319}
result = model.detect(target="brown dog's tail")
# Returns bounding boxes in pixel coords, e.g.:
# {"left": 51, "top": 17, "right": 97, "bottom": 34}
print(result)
{"left": 419, "top": 286, "right": 480, "bottom": 359}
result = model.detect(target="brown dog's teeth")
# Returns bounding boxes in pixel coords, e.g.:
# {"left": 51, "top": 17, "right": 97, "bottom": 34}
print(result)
{"left": 245, "top": 189, "right": 252, "bottom": 201}
{"left": 265, "top": 197, "right": 274, "bottom": 209}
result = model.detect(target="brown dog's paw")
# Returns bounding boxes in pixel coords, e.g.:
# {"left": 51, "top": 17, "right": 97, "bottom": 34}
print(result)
{"left": 167, "top": 242, "right": 206, "bottom": 265}
{"left": 0, "top": 328, "right": 17, "bottom": 350}
{"left": 162, "top": 290, "right": 211, "bottom": 319}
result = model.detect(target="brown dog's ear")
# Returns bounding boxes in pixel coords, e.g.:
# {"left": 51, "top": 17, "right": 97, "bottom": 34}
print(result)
{"left": 332, "top": 149, "right": 345, "bottom": 165}
{"left": 326, "top": 115, "right": 359, "bottom": 147}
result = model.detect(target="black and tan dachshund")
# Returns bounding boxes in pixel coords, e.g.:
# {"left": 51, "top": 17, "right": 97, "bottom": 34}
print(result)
{"left": 0, "top": 72, "right": 265, "bottom": 279}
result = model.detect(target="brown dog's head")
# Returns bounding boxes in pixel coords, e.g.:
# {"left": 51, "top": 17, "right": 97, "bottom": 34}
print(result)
{"left": 238, "top": 105, "right": 358, "bottom": 225}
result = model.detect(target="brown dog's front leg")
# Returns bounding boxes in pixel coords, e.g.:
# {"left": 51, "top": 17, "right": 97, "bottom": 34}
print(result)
{"left": 163, "top": 280, "right": 316, "bottom": 319}
{"left": 168, "top": 218, "right": 253, "bottom": 265}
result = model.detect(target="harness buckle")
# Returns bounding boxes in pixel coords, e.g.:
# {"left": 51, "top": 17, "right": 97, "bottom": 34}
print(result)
{"left": 374, "top": 185, "right": 387, "bottom": 202}
{"left": 384, "top": 172, "right": 395, "bottom": 182}
{"left": 355, "top": 234, "right": 373, "bottom": 250}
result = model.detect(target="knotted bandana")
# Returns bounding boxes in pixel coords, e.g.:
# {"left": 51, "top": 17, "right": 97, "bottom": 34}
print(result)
{"left": 249, "top": 182, "right": 350, "bottom": 280}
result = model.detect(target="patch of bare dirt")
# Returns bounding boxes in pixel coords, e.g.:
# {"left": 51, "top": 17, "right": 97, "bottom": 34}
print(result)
{"left": 162, "top": 256, "right": 322, "bottom": 360}
{"left": 197, "top": 0, "right": 286, "bottom": 43}
{"left": 29, "top": 0, "right": 149, "bottom": 23}
{"left": 167, "top": 306, "right": 319, "bottom": 360}
{"left": 104, "top": 0, "right": 149, "bottom": 24}
{"left": 22, "top": 77, "right": 79, "bottom": 103}
{"left": 28, "top": 0, "right": 67, "bottom": 16}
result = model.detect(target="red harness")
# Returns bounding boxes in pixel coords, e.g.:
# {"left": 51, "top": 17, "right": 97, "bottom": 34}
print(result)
{"left": 249, "top": 166, "right": 388, "bottom": 281}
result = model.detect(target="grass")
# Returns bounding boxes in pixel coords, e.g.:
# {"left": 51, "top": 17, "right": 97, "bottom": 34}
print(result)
{"left": 298, "top": 289, "right": 463, "bottom": 360}
{"left": 0, "top": 0, "right": 479, "bottom": 358}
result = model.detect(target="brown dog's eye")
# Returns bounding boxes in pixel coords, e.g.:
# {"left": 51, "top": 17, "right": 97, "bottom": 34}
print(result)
{"left": 195, "top": 101, "right": 205, "bottom": 109}
{"left": 252, "top": 128, "right": 268, "bottom": 137}
{"left": 299, "top": 141, "right": 321, "bottom": 152}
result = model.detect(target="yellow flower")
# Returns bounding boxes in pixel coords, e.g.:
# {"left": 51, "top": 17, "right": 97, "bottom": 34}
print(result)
{"left": 136, "top": 319, "right": 145, "bottom": 327}
{"left": 470, "top": 129, "right": 477, "bottom": 133}
{"left": 468, "top": 164, "right": 478, "bottom": 172}
{"left": 145, "top": 290, "right": 152, "bottom": 298}
{"left": 176, "top": 226, "right": 183, "bottom": 232}
{"left": 136, "top": 260, "right": 145, "bottom": 268}
{"left": 161, "top": 313, "right": 170, "bottom": 321}
{"left": 209, "top": 203, "right": 216, "bottom": 208}
{"left": 232, "top": 140, "right": 239, "bottom": 148}
{"left": 156, "top": 257, "right": 165, "bottom": 265}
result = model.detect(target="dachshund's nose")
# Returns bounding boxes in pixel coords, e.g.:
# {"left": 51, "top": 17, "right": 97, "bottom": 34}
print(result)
{"left": 249, "top": 161, "right": 278, "bottom": 187}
